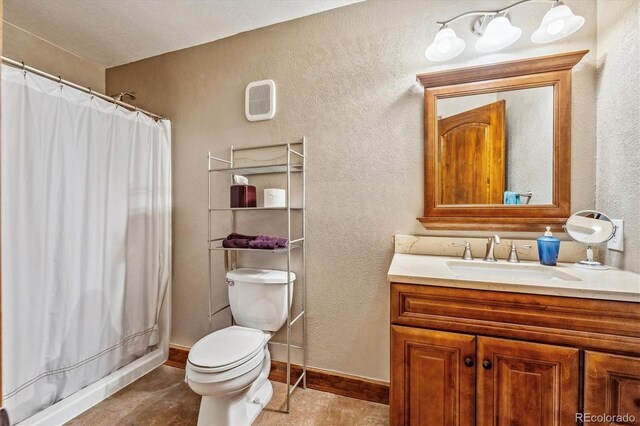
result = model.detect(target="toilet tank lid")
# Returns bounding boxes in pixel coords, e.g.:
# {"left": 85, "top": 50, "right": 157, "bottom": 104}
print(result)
{"left": 226, "top": 268, "right": 296, "bottom": 284}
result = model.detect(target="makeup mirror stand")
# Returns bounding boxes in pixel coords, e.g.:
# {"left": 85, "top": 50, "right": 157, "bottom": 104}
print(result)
{"left": 565, "top": 210, "right": 617, "bottom": 270}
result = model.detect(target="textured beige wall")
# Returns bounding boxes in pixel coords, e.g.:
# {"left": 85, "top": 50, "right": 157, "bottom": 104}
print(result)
{"left": 106, "top": 0, "right": 598, "bottom": 381}
{"left": 3, "top": 22, "right": 105, "bottom": 92}
{"left": 596, "top": 0, "right": 640, "bottom": 273}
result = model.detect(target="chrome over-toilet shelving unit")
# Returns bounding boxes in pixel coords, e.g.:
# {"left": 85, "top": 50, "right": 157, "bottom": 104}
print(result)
{"left": 207, "top": 138, "right": 306, "bottom": 413}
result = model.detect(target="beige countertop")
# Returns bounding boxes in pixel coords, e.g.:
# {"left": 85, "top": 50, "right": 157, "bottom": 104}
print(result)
{"left": 388, "top": 253, "right": 640, "bottom": 303}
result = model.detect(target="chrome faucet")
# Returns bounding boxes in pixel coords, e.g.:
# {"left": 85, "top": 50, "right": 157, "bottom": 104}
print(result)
{"left": 483, "top": 235, "right": 502, "bottom": 262}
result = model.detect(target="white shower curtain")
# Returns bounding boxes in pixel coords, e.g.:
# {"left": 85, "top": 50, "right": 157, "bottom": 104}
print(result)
{"left": 1, "top": 64, "right": 171, "bottom": 424}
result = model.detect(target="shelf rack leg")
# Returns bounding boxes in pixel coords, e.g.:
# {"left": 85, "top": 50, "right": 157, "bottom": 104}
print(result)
{"left": 207, "top": 153, "right": 213, "bottom": 332}
{"left": 285, "top": 143, "right": 292, "bottom": 413}
{"left": 230, "top": 145, "right": 236, "bottom": 326}
{"left": 230, "top": 145, "right": 236, "bottom": 235}
{"left": 302, "top": 137, "right": 307, "bottom": 389}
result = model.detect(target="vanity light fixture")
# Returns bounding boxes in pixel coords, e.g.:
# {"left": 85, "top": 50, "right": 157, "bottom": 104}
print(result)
{"left": 425, "top": 0, "right": 584, "bottom": 61}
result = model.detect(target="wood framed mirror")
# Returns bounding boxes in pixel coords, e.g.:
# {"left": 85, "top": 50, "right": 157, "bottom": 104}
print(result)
{"left": 417, "top": 50, "right": 588, "bottom": 231}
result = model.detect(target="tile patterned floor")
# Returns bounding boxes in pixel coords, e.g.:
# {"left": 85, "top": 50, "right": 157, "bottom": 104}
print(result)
{"left": 66, "top": 365, "right": 389, "bottom": 426}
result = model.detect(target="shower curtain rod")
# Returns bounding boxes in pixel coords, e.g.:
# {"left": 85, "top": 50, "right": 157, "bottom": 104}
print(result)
{"left": 1, "top": 56, "right": 165, "bottom": 121}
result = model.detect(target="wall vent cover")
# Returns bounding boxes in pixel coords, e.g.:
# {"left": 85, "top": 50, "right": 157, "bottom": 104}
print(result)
{"left": 245, "top": 80, "right": 276, "bottom": 121}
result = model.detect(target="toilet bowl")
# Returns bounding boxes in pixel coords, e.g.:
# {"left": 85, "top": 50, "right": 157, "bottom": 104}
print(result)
{"left": 186, "top": 326, "right": 273, "bottom": 425}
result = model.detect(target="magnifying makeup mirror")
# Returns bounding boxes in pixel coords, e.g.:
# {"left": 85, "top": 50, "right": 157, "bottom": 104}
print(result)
{"left": 565, "top": 210, "right": 616, "bottom": 270}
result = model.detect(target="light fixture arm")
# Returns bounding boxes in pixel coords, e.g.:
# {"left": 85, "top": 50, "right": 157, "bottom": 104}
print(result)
{"left": 436, "top": 11, "right": 498, "bottom": 26}
{"left": 436, "top": 0, "right": 559, "bottom": 26}
{"left": 499, "top": 0, "right": 559, "bottom": 14}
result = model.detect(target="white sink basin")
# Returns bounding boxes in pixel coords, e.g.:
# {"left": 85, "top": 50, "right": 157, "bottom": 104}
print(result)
{"left": 446, "top": 260, "right": 582, "bottom": 282}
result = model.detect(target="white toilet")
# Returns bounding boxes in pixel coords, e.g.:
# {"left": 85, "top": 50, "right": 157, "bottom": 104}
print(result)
{"left": 186, "top": 268, "right": 295, "bottom": 426}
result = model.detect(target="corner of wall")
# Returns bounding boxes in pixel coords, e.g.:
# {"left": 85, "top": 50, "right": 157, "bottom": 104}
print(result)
{"left": 594, "top": 0, "right": 640, "bottom": 273}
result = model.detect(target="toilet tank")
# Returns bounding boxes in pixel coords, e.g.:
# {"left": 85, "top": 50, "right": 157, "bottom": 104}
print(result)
{"left": 226, "top": 268, "right": 295, "bottom": 332}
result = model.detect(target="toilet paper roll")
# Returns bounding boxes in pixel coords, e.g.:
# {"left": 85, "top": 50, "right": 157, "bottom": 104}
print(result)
{"left": 264, "top": 188, "right": 286, "bottom": 208}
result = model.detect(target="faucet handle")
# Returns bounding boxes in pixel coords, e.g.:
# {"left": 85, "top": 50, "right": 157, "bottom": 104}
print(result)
{"left": 506, "top": 243, "right": 532, "bottom": 263}
{"left": 452, "top": 242, "right": 473, "bottom": 261}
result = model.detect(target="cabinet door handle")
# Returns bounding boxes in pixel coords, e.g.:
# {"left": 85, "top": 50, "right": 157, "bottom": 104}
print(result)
{"left": 482, "top": 360, "right": 492, "bottom": 370}
{"left": 464, "top": 357, "right": 474, "bottom": 367}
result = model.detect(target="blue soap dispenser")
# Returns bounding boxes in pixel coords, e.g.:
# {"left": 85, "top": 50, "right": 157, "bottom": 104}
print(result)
{"left": 537, "top": 226, "right": 560, "bottom": 266}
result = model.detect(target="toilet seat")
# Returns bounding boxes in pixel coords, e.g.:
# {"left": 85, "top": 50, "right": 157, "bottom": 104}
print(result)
{"left": 187, "top": 347, "right": 265, "bottom": 384}
{"left": 187, "top": 326, "right": 267, "bottom": 377}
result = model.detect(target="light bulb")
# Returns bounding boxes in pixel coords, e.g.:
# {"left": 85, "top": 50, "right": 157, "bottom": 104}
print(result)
{"left": 475, "top": 16, "right": 522, "bottom": 52}
{"left": 531, "top": 2, "right": 585, "bottom": 43}
{"left": 438, "top": 38, "right": 452, "bottom": 53}
{"left": 425, "top": 26, "right": 465, "bottom": 61}
{"left": 547, "top": 19, "right": 565, "bottom": 35}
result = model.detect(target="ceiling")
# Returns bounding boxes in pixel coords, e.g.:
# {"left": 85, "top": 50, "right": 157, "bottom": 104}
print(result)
{"left": 3, "top": 0, "right": 363, "bottom": 68}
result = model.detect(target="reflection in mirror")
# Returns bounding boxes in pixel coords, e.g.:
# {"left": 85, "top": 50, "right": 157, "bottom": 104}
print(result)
{"left": 436, "top": 86, "right": 554, "bottom": 206}
{"left": 565, "top": 210, "right": 616, "bottom": 270}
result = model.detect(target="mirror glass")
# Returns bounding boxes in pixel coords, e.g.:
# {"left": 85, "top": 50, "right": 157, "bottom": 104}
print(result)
{"left": 436, "top": 86, "right": 554, "bottom": 206}
{"left": 565, "top": 210, "right": 615, "bottom": 244}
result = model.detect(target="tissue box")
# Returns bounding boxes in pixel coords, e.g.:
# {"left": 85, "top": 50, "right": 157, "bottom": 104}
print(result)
{"left": 230, "top": 185, "right": 256, "bottom": 208}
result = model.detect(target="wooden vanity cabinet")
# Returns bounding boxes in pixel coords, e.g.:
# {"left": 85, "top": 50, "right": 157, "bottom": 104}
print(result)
{"left": 390, "top": 282, "right": 640, "bottom": 426}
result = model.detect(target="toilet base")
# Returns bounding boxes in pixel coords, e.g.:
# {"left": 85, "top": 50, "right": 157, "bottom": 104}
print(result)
{"left": 246, "top": 379, "right": 273, "bottom": 424}
{"left": 195, "top": 348, "right": 273, "bottom": 426}
{"left": 196, "top": 380, "right": 273, "bottom": 426}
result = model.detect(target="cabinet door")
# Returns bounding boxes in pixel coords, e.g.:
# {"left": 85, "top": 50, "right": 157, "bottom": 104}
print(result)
{"left": 391, "top": 325, "right": 476, "bottom": 426}
{"left": 584, "top": 351, "right": 640, "bottom": 426}
{"left": 477, "top": 337, "right": 579, "bottom": 426}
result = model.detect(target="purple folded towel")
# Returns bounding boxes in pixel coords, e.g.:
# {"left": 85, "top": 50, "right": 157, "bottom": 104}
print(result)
{"left": 222, "top": 233, "right": 288, "bottom": 250}
{"left": 248, "top": 235, "right": 288, "bottom": 249}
